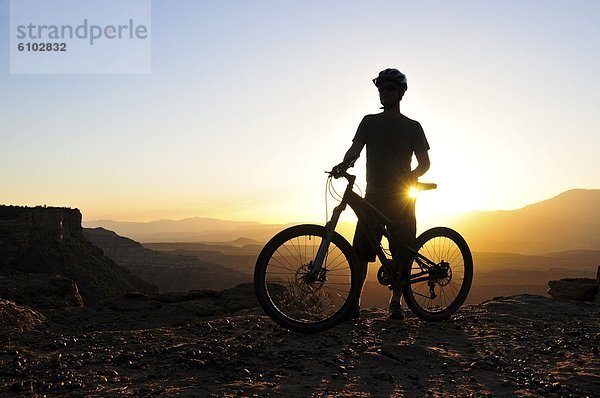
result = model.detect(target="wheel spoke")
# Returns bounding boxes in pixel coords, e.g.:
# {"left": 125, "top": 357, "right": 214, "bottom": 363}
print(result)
{"left": 280, "top": 242, "right": 303, "bottom": 268}
{"left": 273, "top": 248, "right": 298, "bottom": 271}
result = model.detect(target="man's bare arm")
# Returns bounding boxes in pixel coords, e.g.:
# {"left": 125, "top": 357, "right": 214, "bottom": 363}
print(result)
{"left": 412, "top": 151, "right": 430, "bottom": 178}
{"left": 343, "top": 141, "right": 365, "bottom": 163}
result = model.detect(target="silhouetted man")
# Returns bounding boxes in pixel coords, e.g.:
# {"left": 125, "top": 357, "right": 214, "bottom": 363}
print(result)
{"left": 341, "top": 68, "right": 430, "bottom": 319}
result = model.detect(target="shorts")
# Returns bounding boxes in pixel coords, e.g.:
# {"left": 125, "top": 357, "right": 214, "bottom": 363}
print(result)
{"left": 352, "top": 192, "right": 416, "bottom": 263}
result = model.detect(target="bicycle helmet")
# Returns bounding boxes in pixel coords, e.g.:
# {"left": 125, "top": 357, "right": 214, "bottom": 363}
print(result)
{"left": 373, "top": 68, "right": 408, "bottom": 91}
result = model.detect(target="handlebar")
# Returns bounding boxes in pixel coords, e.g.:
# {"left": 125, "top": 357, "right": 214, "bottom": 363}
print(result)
{"left": 327, "top": 162, "right": 437, "bottom": 191}
{"left": 327, "top": 160, "right": 355, "bottom": 179}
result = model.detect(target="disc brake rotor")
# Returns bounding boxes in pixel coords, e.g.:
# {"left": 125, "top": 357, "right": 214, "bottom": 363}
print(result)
{"left": 427, "top": 261, "right": 452, "bottom": 298}
{"left": 295, "top": 262, "right": 325, "bottom": 293}
{"left": 435, "top": 261, "right": 452, "bottom": 286}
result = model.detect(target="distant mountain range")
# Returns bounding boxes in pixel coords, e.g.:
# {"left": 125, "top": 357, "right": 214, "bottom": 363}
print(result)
{"left": 83, "top": 217, "right": 292, "bottom": 243}
{"left": 82, "top": 188, "right": 600, "bottom": 306}
{"left": 447, "top": 189, "right": 600, "bottom": 254}
{"left": 85, "top": 189, "right": 600, "bottom": 255}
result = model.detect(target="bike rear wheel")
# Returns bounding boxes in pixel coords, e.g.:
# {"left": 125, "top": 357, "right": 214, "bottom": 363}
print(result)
{"left": 254, "top": 224, "right": 361, "bottom": 333}
{"left": 402, "top": 227, "right": 473, "bottom": 321}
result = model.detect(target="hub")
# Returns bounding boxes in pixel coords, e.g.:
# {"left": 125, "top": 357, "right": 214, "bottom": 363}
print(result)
{"left": 298, "top": 261, "right": 326, "bottom": 293}
{"left": 431, "top": 260, "right": 452, "bottom": 286}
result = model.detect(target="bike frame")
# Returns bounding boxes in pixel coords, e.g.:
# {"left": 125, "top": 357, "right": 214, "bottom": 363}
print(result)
{"left": 306, "top": 171, "right": 438, "bottom": 289}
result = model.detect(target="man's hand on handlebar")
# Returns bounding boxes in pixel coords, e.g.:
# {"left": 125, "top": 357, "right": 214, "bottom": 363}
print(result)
{"left": 329, "top": 159, "right": 355, "bottom": 178}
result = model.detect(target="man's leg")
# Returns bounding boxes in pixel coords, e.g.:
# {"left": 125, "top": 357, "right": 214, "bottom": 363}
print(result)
{"left": 356, "top": 259, "right": 368, "bottom": 302}
{"left": 388, "top": 240, "right": 406, "bottom": 320}
{"left": 390, "top": 288, "right": 402, "bottom": 303}
{"left": 350, "top": 219, "right": 377, "bottom": 318}
{"left": 348, "top": 258, "right": 367, "bottom": 319}
{"left": 388, "top": 217, "right": 416, "bottom": 320}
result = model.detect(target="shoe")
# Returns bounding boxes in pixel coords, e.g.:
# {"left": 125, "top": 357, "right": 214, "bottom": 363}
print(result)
{"left": 388, "top": 300, "right": 404, "bottom": 320}
{"left": 348, "top": 303, "right": 360, "bottom": 320}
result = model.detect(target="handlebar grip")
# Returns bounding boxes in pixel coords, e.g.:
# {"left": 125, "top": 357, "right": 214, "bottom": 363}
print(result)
{"left": 416, "top": 182, "right": 437, "bottom": 191}
{"left": 329, "top": 160, "right": 355, "bottom": 178}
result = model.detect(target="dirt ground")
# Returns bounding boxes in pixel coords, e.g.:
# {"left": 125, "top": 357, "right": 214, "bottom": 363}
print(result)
{"left": 1, "top": 293, "right": 599, "bottom": 397}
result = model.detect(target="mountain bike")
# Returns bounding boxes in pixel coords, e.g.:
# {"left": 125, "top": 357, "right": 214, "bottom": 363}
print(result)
{"left": 254, "top": 161, "right": 473, "bottom": 333}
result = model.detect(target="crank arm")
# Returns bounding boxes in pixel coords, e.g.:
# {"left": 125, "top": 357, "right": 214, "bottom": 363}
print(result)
{"left": 380, "top": 260, "right": 404, "bottom": 290}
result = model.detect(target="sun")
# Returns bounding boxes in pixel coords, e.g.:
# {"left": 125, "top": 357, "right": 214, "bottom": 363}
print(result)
{"left": 408, "top": 186, "right": 420, "bottom": 199}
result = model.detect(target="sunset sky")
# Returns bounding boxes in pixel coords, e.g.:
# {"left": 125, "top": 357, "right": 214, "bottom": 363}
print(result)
{"left": 1, "top": 0, "right": 599, "bottom": 227}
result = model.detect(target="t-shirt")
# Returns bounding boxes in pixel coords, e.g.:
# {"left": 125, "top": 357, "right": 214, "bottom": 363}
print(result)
{"left": 353, "top": 113, "right": 430, "bottom": 195}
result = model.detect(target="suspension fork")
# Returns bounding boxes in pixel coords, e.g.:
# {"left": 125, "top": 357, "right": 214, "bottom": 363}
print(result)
{"left": 305, "top": 177, "right": 354, "bottom": 282}
{"left": 304, "top": 202, "right": 346, "bottom": 282}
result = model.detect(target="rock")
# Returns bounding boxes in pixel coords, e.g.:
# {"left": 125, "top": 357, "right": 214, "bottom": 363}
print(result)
{"left": 547, "top": 278, "right": 599, "bottom": 301}
{"left": 0, "top": 206, "right": 158, "bottom": 305}
{"left": 0, "top": 274, "right": 84, "bottom": 308}
{"left": 0, "top": 299, "right": 46, "bottom": 332}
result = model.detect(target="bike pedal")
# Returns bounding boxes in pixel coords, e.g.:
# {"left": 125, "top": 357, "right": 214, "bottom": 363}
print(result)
{"left": 388, "top": 281, "right": 406, "bottom": 290}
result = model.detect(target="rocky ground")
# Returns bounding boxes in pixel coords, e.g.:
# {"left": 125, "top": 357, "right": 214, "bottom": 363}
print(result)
{"left": 1, "top": 288, "right": 599, "bottom": 397}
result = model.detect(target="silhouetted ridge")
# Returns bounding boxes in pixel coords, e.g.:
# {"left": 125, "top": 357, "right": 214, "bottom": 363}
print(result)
{"left": 0, "top": 205, "right": 157, "bottom": 304}
{"left": 83, "top": 227, "right": 250, "bottom": 292}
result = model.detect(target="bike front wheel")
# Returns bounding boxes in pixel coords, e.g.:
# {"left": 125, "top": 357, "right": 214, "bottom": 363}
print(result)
{"left": 402, "top": 227, "right": 473, "bottom": 321}
{"left": 254, "top": 224, "right": 361, "bottom": 333}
